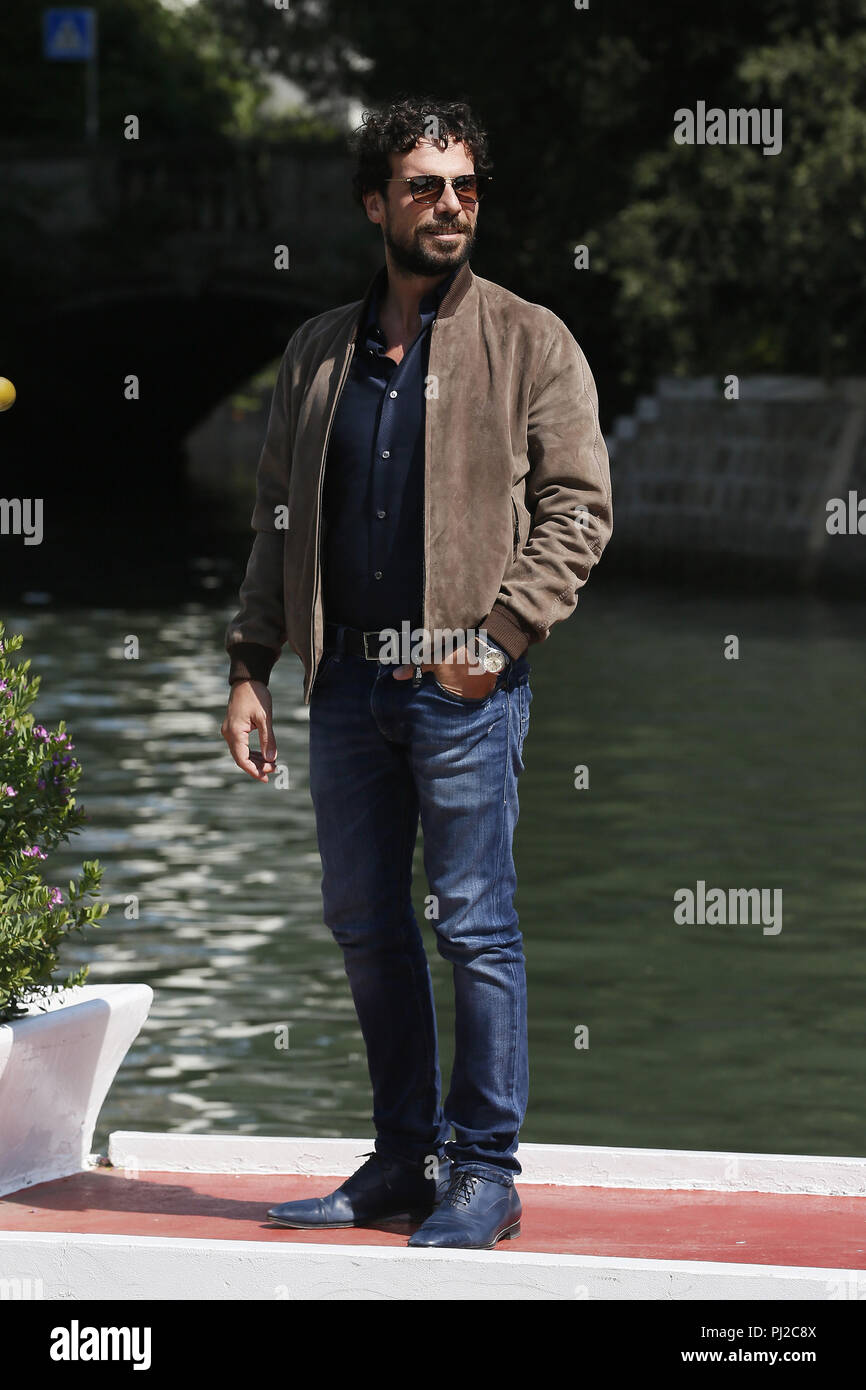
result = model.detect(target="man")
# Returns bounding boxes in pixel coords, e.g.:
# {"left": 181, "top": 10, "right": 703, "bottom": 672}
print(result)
{"left": 221, "top": 97, "right": 612, "bottom": 1250}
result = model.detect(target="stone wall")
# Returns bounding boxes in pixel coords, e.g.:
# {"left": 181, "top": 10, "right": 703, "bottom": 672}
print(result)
{"left": 607, "top": 378, "right": 866, "bottom": 582}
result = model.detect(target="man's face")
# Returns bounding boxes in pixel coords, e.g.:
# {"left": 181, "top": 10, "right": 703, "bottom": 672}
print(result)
{"left": 364, "top": 136, "right": 479, "bottom": 276}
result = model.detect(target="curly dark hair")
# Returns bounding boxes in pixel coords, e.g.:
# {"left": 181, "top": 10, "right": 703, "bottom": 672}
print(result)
{"left": 349, "top": 95, "right": 493, "bottom": 208}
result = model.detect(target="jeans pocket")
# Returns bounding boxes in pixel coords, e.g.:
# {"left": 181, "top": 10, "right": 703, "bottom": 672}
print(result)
{"left": 312, "top": 650, "right": 339, "bottom": 693}
{"left": 430, "top": 672, "right": 500, "bottom": 706}
{"left": 518, "top": 681, "right": 532, "bottom": 750}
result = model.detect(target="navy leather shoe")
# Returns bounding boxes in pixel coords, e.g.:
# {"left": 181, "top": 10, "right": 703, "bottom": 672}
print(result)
{"left": 407, "top": 1169, "right": 522, "bottom": 1249}
{"left": 267, "top": 1151, "right": 450, "bottom": 1229}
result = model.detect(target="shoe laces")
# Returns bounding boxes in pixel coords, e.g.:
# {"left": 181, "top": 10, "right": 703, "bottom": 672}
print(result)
{"left": 445, "top": 1170, "right": 482, "bottom": 1208}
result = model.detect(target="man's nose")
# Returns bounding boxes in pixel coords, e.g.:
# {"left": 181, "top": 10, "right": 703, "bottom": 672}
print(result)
{"left": 435, "top": 184, "right": 466, "bottom": 216}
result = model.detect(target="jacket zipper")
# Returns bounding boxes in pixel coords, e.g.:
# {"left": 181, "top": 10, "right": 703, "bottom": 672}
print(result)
{"left": 309, "top": 339, "right": 355, "bottom": 695}
{"left": 417, "top": 322, "right": 435, "bottom": 687}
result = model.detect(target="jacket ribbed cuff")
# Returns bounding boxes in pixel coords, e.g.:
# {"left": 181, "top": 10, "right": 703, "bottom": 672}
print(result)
{"left": 481, "top": 604, "right": 532, "bottom": 661}
{"left": 227, "top": 642, "right": 278, "bottom": 686}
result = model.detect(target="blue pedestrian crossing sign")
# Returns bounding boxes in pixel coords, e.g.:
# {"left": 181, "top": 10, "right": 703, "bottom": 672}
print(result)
{"left": 43, "top": 9, "right": 96, "bottom": 61}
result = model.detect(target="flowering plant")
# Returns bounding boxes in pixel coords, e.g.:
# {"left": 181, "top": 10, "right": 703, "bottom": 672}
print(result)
{"left": 0, "top": 620, "right": 107, "bottom": 1022}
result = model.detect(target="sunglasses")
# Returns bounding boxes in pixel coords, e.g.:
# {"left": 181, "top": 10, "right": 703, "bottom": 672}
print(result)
{"left": 384, "top": 174, "right": 492, "bottom": 207}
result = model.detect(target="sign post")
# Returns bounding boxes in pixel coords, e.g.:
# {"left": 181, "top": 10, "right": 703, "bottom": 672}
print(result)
{"left": 43, "top": 8, "right": 99, "bottom": 142}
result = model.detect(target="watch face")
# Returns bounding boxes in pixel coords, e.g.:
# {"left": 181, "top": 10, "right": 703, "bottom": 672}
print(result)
{"left": 483, "top": 649, "right": 506, "bottom": 673}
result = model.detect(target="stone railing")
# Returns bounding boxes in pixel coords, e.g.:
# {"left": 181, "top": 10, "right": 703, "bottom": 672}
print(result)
{"left": 606, "top": 377, "right": 866, "bottom": 579}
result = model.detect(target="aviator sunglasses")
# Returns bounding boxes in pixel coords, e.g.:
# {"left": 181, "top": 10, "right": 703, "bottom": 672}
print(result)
{"left": 384, "top": 173, "right": 492, "bottom": 207}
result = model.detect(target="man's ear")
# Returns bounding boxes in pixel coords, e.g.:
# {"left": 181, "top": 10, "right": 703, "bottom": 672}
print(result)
{"left": 363, "top": 190, "right": 385, "bottom": 227}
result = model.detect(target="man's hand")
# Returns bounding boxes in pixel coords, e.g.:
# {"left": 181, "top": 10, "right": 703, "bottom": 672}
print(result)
{"left": 392, "top": 645, "right": 499, "bottom": 699}
{"left": 221, "top": 679, "right": 277, "bottom": 781}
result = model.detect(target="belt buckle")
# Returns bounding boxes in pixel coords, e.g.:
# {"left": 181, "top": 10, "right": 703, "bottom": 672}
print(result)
{"left": 362, "top": 630, "right": 380, "bottom": 661}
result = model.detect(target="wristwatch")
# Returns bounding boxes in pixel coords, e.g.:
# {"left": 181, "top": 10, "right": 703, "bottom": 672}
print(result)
{"left": 473, "top": 633, "right": 509, "bottom": 674}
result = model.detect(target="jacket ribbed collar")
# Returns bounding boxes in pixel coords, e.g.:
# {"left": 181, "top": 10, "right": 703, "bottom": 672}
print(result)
{"left": 351, "top": 257, "right": 474, "bottom": 342}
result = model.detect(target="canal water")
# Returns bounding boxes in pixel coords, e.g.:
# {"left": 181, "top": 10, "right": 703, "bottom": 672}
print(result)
{"left": 7, "top": 583, "right": 865, "bottom": 1160}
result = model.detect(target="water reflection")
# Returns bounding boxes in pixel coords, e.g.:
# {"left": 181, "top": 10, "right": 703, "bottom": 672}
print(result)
{"left": 6, "top": 589, "right": 865, "bottom": 1158}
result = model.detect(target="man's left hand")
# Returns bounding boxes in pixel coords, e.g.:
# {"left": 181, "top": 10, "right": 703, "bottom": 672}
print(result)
{"left": 392, "top": 644, "right": 499, "bottom": 698}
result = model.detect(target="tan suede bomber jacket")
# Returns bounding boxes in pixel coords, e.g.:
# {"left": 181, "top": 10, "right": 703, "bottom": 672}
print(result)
{"left": 225, "top": 258, "right": 612, "bottom": 705}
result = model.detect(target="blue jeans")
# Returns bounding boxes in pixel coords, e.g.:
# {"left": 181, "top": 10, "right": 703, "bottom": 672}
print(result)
{"left": 308, "top": 632, "right": 532, "bottom": 1182}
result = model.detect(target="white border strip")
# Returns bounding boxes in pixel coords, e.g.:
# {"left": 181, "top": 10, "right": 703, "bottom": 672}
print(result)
{"left": 105, "top": 1133, "right": 866, "bottom": 1197}
{"left": 1, "top": 1231, "right": 863, "bottom": 1301}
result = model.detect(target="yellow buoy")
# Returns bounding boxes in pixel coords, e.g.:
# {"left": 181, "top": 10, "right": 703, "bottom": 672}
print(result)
{"left": 0, "top": 377, "right": 16, "bottom": 412}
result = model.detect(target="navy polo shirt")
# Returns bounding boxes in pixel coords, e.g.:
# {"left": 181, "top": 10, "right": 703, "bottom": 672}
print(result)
{"left": 321, "top": 263, "right": 459, "bottom": 633}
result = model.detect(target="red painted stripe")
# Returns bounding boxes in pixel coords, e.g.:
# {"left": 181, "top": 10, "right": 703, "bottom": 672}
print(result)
{"left": 1, "top": 1170, "right": 864, "bottom": 1267}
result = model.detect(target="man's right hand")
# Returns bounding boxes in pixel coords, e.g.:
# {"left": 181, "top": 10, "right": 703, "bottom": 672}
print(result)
{"left": 221, "top": 680, "right": 277, "bottom": 782}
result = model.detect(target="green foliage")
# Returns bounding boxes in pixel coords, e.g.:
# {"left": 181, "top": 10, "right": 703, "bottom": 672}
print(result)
{"left": 0, "top": 622, "right": 107, "bottom": 1024}
{"left": 592, "top": 29, "right": 866, "bottom": 382}
{"left": 0, "top": 0, "right": 343, "bottom": 145}
{"left": 205, "top": 0, "right": 866, "bottom": 402}
{"left": 2, "top": 0, "right": 266, "bottom": 142}
{"left": 5, "top": 0, "right": 864, "bottom": 401}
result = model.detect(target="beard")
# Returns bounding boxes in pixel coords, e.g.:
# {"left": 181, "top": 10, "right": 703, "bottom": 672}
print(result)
{"left": 383, "top": 213, "right": 475, "bottom": 276}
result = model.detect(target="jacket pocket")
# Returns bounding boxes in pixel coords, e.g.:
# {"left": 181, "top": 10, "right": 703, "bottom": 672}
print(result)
{"left": 511, "top": 497, "right": 520, "bottom": 563}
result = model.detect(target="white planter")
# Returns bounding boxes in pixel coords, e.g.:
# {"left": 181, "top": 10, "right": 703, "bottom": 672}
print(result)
{"left": 0, "top": 983, "right": 152, "bottom": 1198}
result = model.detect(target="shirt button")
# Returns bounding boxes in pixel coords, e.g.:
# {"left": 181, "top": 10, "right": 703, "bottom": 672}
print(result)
{"left": 376, "top": 509, "right": 386, "bottom": 519}
{"left": 389, "top": 390, "right": 398, "bottom": 398}
{"left": 381, "top": 450, "right": 390, "bottom": 458}
{"left": 374, "top": 570, "right": 383, "bottom": 579}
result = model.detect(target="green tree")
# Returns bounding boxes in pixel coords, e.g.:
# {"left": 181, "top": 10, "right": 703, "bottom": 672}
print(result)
{"left": 2, "top": 0, "right": 264, "bottom": 141}
{"left": 593, "top": 29, "right": 866, "bottom": 383}
{"left": 206, "top": 0, "right": 866, "bottom": 404}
